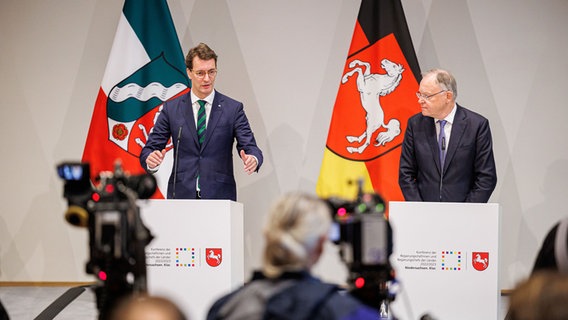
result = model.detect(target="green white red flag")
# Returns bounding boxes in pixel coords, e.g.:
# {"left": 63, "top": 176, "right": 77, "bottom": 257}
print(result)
{"left": 82, "top": 0, "right": 189, "bottom": 198}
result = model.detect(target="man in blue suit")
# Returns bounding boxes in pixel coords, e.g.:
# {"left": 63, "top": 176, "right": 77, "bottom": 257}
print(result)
{"left": 399, "top": 68, "right": 496, "bottom": 202}
{"left": 140, "top": 43, "right": 263, "bottom": 201}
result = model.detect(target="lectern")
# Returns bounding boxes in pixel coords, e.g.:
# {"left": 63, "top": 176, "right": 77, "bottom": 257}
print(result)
{"left": 388, "top": 201, "right": 500, "bottom": 320}
{"left": 139, "top": 200, "right": 244, "bottom": 320}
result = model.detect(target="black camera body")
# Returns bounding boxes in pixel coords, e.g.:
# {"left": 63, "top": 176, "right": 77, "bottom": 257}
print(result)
{"left": 57, "top": 161, "right": 156, "bottom": 319}
{"left": 325, "top": 189, "right": 394, "bottom": 309}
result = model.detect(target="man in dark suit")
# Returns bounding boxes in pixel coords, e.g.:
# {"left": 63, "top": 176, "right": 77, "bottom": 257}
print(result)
{"left": 140, "top": 43, "right": 263, "bottom": 201}
{"left": 399, "top": 68, "right": 496, "bottom": 202}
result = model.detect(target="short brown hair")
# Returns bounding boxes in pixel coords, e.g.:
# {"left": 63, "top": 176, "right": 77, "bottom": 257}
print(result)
{"left": 507, "top": 271, "right": 568, "bottom": 320}
{"left": 185, "top": 43, "right": 218, "bottom": 70}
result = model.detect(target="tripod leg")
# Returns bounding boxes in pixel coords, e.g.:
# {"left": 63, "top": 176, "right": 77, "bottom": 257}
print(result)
{"left": 0, "top": 298, "right": 9, "bottom": 320}
{"left": 33, "top": 285, "right": 91, "bottom": 320}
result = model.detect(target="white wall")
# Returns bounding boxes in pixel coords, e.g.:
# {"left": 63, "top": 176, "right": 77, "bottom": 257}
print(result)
{"left": 1, "top": 0, "right": 567, "bottom": 293}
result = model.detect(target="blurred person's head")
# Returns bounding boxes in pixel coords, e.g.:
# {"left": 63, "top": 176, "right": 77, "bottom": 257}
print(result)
{"left": 507, "top": 271, "right": 568, "bottom": 320}
{"left": 110, "top": 294, "right": 187, "bottom": 320}
{"left": 262, "top": 192, "right": 332, "bottom": 278}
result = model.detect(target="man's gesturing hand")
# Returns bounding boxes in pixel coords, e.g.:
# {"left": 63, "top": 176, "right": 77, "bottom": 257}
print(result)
{"left": 240, "top": 150, "right": 258, "bottom": 175}
{"left": 146, "top": 149, "right": 167, "bottom": 170}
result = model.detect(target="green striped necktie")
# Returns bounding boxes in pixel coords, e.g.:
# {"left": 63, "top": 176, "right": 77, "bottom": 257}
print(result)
{"left": 197, "top": 100, "right": 207, "bottom": 145}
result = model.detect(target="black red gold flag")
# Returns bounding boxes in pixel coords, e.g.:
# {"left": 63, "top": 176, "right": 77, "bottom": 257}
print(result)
{"left": 317, "top": 0, "right": 421, "bottom": 207}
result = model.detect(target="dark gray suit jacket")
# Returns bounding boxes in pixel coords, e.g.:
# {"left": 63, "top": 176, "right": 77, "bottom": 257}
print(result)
{"left": 140, "top": 90, "right": 263, "bottom": 201}
{"left": 399, "top": 104, "right": 497, "bottom": 202}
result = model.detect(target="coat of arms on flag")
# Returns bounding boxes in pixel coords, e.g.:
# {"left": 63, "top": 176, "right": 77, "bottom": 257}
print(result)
{"left": 106, "top": 53, "right": 189, "bottom": 156}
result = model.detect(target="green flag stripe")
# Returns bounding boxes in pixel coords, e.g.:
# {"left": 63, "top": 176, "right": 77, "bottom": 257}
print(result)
{"left": 123, "top": 0, "right": 186, "bottom": 74}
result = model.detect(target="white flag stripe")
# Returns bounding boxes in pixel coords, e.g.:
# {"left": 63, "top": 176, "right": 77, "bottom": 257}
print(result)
{"left": 109, "top": 82, "right": 188, "bottom": 103}
{"left": 101, "top": 13, "right": 150, "bottom": 94}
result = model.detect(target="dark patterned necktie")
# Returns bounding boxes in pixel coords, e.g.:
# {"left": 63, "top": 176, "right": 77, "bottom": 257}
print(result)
{"left": 197, "top": 100, "right": 207, "bottom": 145}
{"left": 438, "top": 120, "right": 447, "bottom": 168}
{"left": 196, "top": 100, "right": 207, "bottom": 195}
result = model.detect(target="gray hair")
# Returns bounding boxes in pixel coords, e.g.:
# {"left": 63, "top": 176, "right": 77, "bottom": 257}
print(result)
{"left": 262, "top": 192, "right": 332, "bottom": 278}
{"left": 424, "top": 68, "right": 458, "bottom": 100}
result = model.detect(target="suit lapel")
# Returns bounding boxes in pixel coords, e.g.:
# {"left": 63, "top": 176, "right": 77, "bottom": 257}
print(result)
{"left": 201, "top": 91, "right": 223, "bottom": 150}
{"left": 444, "top": 105, "right": 467, "bottom": 171}
{"left": 425, "top": 117, "right": 443, "bottom": 173}
{"left": 183, "top": 94, "right": 200, "bottom": 147}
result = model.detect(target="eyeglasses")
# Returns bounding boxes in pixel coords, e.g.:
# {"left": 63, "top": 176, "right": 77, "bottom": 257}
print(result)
{"left": 416, "top": 90, "right": 447, "bottom": 101}
{"left": 192, "top": 69, "right": 217, "bottom": 79}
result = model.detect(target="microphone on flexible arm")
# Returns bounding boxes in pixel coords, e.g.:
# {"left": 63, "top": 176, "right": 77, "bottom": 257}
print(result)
{"left": 172, "top": 126, "right": 182, "bottom": 199}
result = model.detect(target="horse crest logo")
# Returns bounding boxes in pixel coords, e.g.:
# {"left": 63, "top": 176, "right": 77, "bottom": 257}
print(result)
{"left": 206, "top": 248, "right": 222, "bottom": 267}
{"left": 341, "top": 58, "right": 404, "bottom": 154}
{"left": 472, "top": 252, "right": 489, "bottom": 271}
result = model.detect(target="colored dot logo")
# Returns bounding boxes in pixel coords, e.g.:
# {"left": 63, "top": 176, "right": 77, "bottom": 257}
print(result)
{"left": 440, "top": 250, "right": 462, "bottom": 271}
{"left": 175, "top": 247, "right": 197, "bottom": 267}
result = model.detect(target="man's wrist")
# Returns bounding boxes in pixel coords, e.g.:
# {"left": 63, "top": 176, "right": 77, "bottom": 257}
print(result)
{"left": 147, "top": 164, "right": 159, "bottom": 173}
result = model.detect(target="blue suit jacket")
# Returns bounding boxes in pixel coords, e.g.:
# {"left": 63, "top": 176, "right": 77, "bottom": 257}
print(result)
{"left": 140, "top": 91, "right": 263, "bottom": 201}
{"left": 399, "top": 104, "right": 497, "bottom": 202}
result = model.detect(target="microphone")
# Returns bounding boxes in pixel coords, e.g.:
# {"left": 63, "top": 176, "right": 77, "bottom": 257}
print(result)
{"left": 439, "top": 168, "right": 444, "bottom": 201}
{"left": 439, "top": 137, "right": 445, "bottom": 202}
{"left": 172, "top": 127, "right": 182, "bottom": 199}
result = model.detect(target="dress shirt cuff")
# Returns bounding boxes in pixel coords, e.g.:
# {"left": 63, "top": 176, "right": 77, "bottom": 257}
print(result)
{"left": 147, "top": 164, "right": 160, "bottom": 174}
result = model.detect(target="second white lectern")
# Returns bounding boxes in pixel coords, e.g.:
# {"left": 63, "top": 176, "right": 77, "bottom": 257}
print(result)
{"left": 388, "top": 201, "right": 500, "bottom": 320}
{"left": 139, "top": 200, "right": 244, "bottom": 320}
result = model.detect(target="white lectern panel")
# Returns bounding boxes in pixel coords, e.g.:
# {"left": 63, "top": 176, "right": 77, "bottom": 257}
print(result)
{"left": 389, "top": 201, "right": 500, "bottom": 320}
{"left": 139, "top": 200, "right": 244, "bottom": 320}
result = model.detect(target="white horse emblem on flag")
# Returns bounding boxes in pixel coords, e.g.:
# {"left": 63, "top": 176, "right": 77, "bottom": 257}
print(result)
{"left": 341, "top": 58, "right": 404, "bottom": 154}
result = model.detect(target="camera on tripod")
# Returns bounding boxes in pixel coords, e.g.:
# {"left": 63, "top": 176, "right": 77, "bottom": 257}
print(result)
{"left": 324, "top": 181, "right": 394, "bottom": 310}
{"left": 56, "top": 161, "right": 157, "bottom": 319}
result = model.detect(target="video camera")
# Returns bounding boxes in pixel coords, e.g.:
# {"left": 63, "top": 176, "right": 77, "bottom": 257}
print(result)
{"left": 324, "top": 181, "right": 394, "bottom": 310}
{"left": 56, "top": 161, "right": 156, "bottom": 320}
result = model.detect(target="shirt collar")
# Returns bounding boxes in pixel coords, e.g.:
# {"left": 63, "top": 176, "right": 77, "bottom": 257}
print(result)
{"left": 440, "top": 103, "right": 457, "bottom": 124}
{"left": 190, "top": 90, "right": 215, "bottom": 106}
